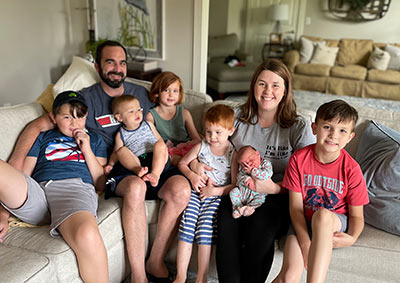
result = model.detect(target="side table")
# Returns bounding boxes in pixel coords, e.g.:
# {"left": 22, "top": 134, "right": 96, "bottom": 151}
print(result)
{"left": 127, "top": 68, "right": 162, "bottom": 82}
{"left": 261, "top": 43, "right": 293, "bottom": 61}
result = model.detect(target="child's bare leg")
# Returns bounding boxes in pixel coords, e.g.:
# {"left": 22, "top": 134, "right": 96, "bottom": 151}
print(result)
{"left": 174, "top": 240, "right": 193, "bottom": 283}
{"left": 142, "top": 141, "right": 168, "bottom": 187}
{"left": 272, "top": 234, "right": 305, "bottom": 283}
{"left": 117, "top": 146, "right": 147, "bottom": 176}
{"left": 0, "top": 160, "right": 29, "bottom": 209}
{"left": 196, "top": 244, "right": 212, "bottom": 283}
{"left": 59, "top": 211, "right": 108, "bottom": 283}
{"left": 307, "top": 208, "right": 342, "bottom": 283}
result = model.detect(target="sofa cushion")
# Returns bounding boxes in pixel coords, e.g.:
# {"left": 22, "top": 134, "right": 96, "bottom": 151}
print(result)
{"left": 356, "top": 120, "right": 400, "bottom": 236}
{"left": 207, "top": 62, "right": 256, "bottom": 81}
{"left": 208, "top": 33, "right": 239, "bottom": 58}
{"left": 299, "top": 37, "right": 325, "bottom": 63}
{"left": 385, "top": 44, "right": 400, "bottom": 70}
{"left": 367, "top": 69, "right": 400, "bottom": 84}
{"left": 0, "top": 102, "right": 45, "bottom": 161}
{"left": 367, "top": 46, "right": 390, "bottom": 71}
{"left": 0, "top": 245, "right": 56, "bottom": 283}
{"left": 330, "top": 64, "right": 367, "bottom": 80}
{"left": 310, "top": 43, "right": 338, "bottom": 66}
{"left": 336, "top": 39, "right": 373, "bottom": 66}
{"left": 52, "top": 56, "right": 100, "bottom": 97}
{"left": 363, "top": 81, "right": 400, "bottom": 101}
{"left": 295, "top": 63, "right": 331, "bottom": 77}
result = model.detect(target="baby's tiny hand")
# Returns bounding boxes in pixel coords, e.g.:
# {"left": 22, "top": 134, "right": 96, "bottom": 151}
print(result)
{"left": 104, "top": 164, "right": 113, "bottom": 175}
{"left": 245, "top": 177, "right": 255, "bottom": 190}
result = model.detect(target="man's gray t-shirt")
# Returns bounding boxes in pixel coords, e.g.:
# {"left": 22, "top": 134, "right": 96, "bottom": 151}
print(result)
{"left": 231, "top": 113, "right": 315, "bottom": 182}
{"left": 80, "top": 82, "right": 154, "bottom": 153}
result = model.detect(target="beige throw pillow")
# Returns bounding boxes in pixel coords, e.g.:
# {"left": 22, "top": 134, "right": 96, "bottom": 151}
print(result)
{"left": 367, "top": 46, "right": 390, "bottom": 70}
{"left": 52, "top": 56, "right": 100, "bottom": 98}
{"left": 385, "top": 44, "right": 400, "bottom": 70}
{"left": 300, "top": 37, "right": 325, "bottom": 63}
{"left": 310, "top": 43, "right": 339, "bottom": 66}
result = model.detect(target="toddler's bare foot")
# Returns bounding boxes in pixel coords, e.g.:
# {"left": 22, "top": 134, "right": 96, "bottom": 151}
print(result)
{"left": 137, "top": 166, "right": 149, "bottom": 178}
{"left": 142, "top": 172, "right": 160, "bottom": 187}
{"left": 243, "top": 206, "right": 255, "bottom": 217}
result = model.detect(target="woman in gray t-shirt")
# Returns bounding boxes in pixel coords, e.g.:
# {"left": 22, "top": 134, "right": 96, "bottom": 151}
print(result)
{"left": 216, "top": 59, "right": 315, "bottom": 283}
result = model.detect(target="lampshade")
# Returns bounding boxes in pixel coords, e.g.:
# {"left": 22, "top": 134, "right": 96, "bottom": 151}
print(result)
{"left": 269, "top": 4, "right": 289, "bottom": 22}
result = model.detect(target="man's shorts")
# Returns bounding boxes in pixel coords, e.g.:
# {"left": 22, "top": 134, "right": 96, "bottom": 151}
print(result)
{"left": 287, "top": 212, "right": 348, "bottom": 237}
{"left": 105, "top": 152, "right": 182, "bottom": 200}
{"left": 0, "top": 175, "right": 98, "bottom": 237}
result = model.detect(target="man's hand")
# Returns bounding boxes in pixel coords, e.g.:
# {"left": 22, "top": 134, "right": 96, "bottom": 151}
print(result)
{"left": 333, "top": 232, "right": 356, "bottom": 248}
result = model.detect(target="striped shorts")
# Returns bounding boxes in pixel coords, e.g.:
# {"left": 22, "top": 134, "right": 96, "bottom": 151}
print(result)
{"left": 178, "top": 190, "right": 221, "bottom": 245}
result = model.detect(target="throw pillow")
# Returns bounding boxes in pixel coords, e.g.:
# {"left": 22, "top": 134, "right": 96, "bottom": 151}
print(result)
{"left": 299, "top": 37, "right": 325, "bottom": 63}
{"left": 310, "top": 43, "right": 339, "bottom": 66}
{"left": 52, "top": 56, "right": 100, "bottom": 98}
{"left": 355, "top": 120, "right": 400, "bottom": 236}
{"left": 385, "top": 44, "right": 400, "bottom": 70}
{"left": 367, "top": 46, "right": 390, "bottom": 70}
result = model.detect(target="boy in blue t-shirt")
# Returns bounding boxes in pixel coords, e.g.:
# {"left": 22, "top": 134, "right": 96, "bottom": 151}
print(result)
{"left": 0, "top": 91, "right": 109, "bottom": 283}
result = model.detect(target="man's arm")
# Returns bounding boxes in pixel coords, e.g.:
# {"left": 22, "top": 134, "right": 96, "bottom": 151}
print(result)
{"left": 8, "top": 114, "right": 54, "bottom": 170}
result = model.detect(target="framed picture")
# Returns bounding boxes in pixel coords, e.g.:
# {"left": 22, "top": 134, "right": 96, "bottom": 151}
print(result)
{"left": 95, "top": 0, "right": 164, "bottom": 59}
{"left": 269, "top": 32, "right": 282, "bottom": 44}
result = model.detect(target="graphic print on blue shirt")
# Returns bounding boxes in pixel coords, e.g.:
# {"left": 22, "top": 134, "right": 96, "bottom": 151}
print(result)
{"left": 45, "top": 136, "right": 85, "bottom": 162}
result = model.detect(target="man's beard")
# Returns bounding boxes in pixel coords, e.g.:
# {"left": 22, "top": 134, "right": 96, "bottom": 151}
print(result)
{"left": 99, "top": 67, "right": 126, "bottom": 88}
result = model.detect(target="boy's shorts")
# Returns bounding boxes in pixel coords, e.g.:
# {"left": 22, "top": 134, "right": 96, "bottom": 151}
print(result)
{"left": 0, "top": 174, "right": 98, "bottom": 237}
{"left": 288, "top": 212, "right": 348, "bottom": 237}
{"left": 105, "top": 152, "right": 182, "bottom": 200}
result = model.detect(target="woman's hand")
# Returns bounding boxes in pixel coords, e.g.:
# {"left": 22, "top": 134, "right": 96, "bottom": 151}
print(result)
{"left": 199, "top": 178, "right": 217, "bottom": 200}
{"left": 254, "top": 178, "right": 281, "bottom": 194}
{"left": 188, "top": 172, "right": 207, "bottom": 193}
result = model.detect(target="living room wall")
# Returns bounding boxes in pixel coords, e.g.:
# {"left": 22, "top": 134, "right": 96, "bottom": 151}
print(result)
{"left": 0, "top": 0, "right": 205, "bottom": 106}
{"left": 303, "top": 0, "right": 400, "bottom": 42}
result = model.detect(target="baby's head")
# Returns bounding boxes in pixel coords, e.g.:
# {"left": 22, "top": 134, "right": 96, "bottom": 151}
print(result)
{"left": 112, "top": 95, "right": 143, "bottom": 129}
{"left": 237, "top": 146, "right": 261, "bottom": 173}
{"left": 149, "top": 71, "right": 184, "bottom": 106}
{"left": 50, "top": 90, "right": 88, "bottom": 137}
{"left": 203, "top": 104, "right": 235, "bottom": 145}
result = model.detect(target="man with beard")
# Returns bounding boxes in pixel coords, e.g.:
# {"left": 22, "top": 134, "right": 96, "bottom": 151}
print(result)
{"left": 7, "top": 40, "right": 191, "bottom": 283}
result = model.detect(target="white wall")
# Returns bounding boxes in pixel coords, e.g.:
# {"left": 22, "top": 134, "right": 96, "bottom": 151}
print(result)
{"left": 302, "top": 0, "right": 400, "bottom": 42}
{"left": 0, "top": 0, "right": 203, "bottom": 105}
{"left": 0, "top": 0, "right": 88, "bottom": 106}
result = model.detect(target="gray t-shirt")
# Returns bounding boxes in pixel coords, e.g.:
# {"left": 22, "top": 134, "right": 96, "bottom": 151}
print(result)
{"left": 80, "top": 82, "right": 154, "bottom": 153}
{"left": 231, "top": 112, "right": 315, "bottom": 182}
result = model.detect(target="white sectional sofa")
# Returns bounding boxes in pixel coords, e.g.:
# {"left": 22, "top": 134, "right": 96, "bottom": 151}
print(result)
{"left": 0, "top": 78, "right": 399, "bottom": 283}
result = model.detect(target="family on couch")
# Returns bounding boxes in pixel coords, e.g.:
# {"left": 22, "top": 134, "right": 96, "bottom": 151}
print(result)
{"left": 0, "top": 40, "right": 369, "bottom": 283}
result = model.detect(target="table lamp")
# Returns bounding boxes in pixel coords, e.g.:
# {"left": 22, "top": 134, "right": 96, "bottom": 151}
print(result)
{"left": 269, "top": 4, "right": 289, "bottom": 35}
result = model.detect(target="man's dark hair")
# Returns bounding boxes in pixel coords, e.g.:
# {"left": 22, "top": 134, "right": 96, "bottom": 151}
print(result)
{"left": 95, "top": 40, "right": 127, "bottom": 66}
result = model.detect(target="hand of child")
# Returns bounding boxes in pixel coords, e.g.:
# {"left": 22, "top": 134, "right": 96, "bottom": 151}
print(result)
{"left": 104, "top": 164, "right": 113, "bottom": 175}
{"left": 332, "top": 232, "right": 356, "bottom": 248}
{"left": 200, "top": 177, "right": 216, "bottom": 200}
{"left": 189, "top": 172, "right": 207, "bottom": 193}
{"left": 245, "top": 176, "right": 255, "bottom": 190}
{"left": 190, "top": 159, "right": 214, "bottom": 181}
{"left": 73, "top": 129, "right": 91, "bottom": 153}
{"left": 302, "top": 242, "right": 311, "bottom": 269}
{"left": 0, "top": 217, "right": 9, "bottom": 243}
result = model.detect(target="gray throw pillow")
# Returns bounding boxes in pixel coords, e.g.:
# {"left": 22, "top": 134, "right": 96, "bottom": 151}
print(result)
{"left": 355, "top": 120, "right": 400, "bottom": 236}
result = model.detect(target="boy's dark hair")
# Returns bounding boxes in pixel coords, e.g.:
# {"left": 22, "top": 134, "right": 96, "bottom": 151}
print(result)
{"left": 95, "top": 40, "right": 127, "bottom": 66}
{"left": 204, "top": 104, "right": 235, "bottom": 130}
{"left": 52, "top": 91, "right": 88, "bottom": 118}
{"left": 315, "top": 100, "right": 358, "bottom": 128}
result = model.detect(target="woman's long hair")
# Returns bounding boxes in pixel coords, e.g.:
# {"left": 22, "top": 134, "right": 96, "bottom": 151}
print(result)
{"left": 239, "top": 59, "right": 298, "bottom": 128}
